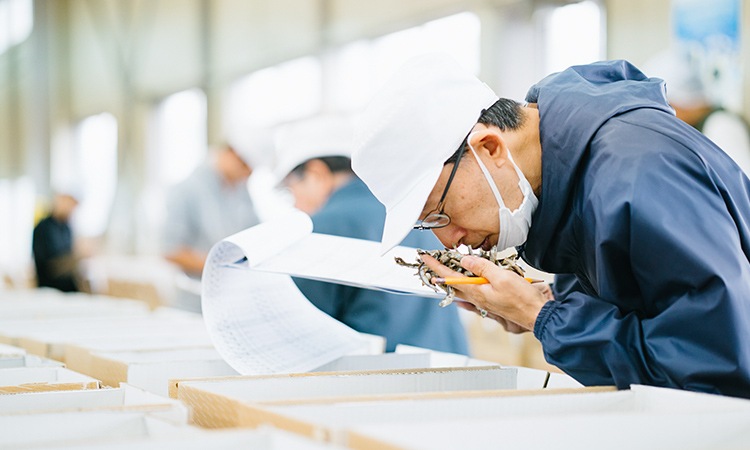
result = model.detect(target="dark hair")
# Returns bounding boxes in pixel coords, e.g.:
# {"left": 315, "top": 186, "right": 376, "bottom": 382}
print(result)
{"left": 444, "top": 98, "right": 525, "bottom": 165}
{"left": 290, "top": 156, "right": 353, "bottom": 177}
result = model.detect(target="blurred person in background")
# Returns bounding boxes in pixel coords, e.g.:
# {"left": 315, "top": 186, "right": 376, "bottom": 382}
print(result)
{"left": 645, "top": 49, "right": 750, "bottom": 173}
{"left": 162, "top": 143, "right": 261, "bottom": 312}
{"left": 32, "top": 192, "right": 80, "bottom": 292}
{"left": 275, "top": 115, "right": 469, "bottom": 354}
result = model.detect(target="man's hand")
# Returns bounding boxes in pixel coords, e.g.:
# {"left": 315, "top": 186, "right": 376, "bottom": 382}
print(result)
{"left": 422, "top": 254, "right": 549, "bottom": 333}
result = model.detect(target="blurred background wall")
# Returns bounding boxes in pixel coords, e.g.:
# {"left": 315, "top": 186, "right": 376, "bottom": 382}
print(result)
{"left": 0, "top": 0, "right": 746, "bottom": 289}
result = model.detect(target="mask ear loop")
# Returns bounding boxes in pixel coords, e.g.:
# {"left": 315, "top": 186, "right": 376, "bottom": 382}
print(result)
{"left": 466, "top": 132, "right": 506, "bottom": 208}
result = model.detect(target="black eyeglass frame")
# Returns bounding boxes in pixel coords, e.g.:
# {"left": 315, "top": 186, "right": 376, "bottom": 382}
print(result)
{"left": 413, "top": 132, "right": 471, "bottom": 230}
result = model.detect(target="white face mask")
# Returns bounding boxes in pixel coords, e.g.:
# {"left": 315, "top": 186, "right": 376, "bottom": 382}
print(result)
{"left": 467, "top": 133, "right": 538, "bottom": 251}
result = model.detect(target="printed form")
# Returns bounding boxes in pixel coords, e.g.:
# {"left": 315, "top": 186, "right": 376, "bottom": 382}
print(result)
{"left": 202, "top": 210, "right": 441, "bottom": 375}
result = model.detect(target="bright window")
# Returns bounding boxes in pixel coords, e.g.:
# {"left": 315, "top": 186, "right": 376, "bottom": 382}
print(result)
{"left": 69, "top": 113, "right": 118, "bottom": 237}
{"left": 152, "top": 88, "right": 207, "bottom": 186}
{"left": 224, "top": 56, "right": 322, "bottom": 131}
{"left": 540, "top": 1, "right": 604, "bottom": 75}
{"left": 0, "top": 176, "right": 34, "bottom": 279}
{"left": 0, "top": 0, "right": 32, "bottom": 55}
{"left": 327, "top": 12, "right": 481, "bottom": 112}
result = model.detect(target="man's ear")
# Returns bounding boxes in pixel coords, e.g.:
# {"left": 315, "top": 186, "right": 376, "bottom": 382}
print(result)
{"left": 469, "top": 130, "right": 508, "bottom": 168}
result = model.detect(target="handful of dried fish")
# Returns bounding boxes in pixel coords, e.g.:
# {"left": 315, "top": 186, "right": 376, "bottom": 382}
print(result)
{"left": 395, "top": 247, "right": 525, "bottom": 307}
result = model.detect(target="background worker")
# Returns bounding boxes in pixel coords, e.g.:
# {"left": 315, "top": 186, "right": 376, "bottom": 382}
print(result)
{"left": 32, "top": 192, "right": 81, "bottom": 292}
{"left": 275, "top": 115, "right": 469, "bottom": 354}
{"left": 352, "top": 54, "right": 750, "bottom": 397}
{"left": 162, "top": 143, "right": 261, "bottom": 312}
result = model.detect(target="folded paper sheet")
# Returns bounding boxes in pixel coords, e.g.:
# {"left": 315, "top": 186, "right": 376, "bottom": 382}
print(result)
{"left": 220, "top": 211, "right": 442, "bottom": 297}
{"left": 202, "top": 210, "right": 441, "bottom": 376}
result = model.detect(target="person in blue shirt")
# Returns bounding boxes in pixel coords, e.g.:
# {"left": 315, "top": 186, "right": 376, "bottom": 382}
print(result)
{"left": 275, "top": 115, "right": 469, "bottom": 354}
{"left": 163, "top": 143, "right": 261, "bottom": 312}
{"left": 352, "top": 54, "right": 750, "bottom": 398}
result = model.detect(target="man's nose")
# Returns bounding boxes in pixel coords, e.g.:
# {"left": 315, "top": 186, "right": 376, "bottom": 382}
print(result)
{"left": 432, "top": 226, "right": 463, "bottom": 249}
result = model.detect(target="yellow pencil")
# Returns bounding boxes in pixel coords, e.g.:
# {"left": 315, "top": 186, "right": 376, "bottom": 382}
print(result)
{"left": 432, "top": 276, "right": 543, "bottom": 285}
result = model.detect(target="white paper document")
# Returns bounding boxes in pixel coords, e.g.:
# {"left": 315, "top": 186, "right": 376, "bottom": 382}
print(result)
{"left": 202, "top": 210, "right": 441, "bottom": 376}
{"left": 223, "top": 211, "right": 442, "bottom": 298}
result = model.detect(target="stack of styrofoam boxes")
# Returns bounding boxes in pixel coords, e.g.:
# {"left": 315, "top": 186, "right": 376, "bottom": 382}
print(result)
{"left": 0, "top": 289, "right": 152, "bottom": 319}
{"left": 0, "top": 295, "right": 239, "bottom": 396}
{"left": 7, "top": 290, "right": 750, "bottom": 449}
{"left": 170, "top": 363, "right": 574, "bottom": 428}
{"left": 0, "top": 290, "right": 343, "bottom": 449}
{"left": 0, "top": 365, "right": 338, "bottom": 449}
{"left": 171, "top": 364, "right": 750, "bottom": 450}
{"left": 341, "top": 385, "right": 750, "bottom": 449}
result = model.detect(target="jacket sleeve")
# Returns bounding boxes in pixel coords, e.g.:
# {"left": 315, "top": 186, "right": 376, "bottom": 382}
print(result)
{"left": 535, "top": 137, "right": 750, "bottom": 397}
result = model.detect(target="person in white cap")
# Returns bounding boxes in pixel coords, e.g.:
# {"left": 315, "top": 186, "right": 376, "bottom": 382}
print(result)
{"left": 643, "top": 48, "right": 750, "bottom": 174}
{"left": 352, "top": 54, "right": 750, "bottom": 398}
{"left": 276, "top": 115, "right": 469, "bottom": 354}
{"left": 162, "top": 142, "right": 261, "bottom": 312}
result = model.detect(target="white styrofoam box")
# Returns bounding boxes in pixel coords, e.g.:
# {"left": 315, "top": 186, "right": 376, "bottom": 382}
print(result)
{"left": 394, "top": 344, "right": 470, "bottom": 367}
{"left": 347, "top": 407, "right": 750, "bottom": 450}
{"left": 0, "top": 343, "right": 25, "bottom": 357}
{"left": 393, "top": 344, "right": 582, "bottom": 390}
{"left": 0, "top": 343, "right": 26, "bottom": 368}
{"left": 89, "top": 348, "right": 238, "bottom": 396}
{"left": 546, "top": 370, "right": 584, "bottom": 388}
{"left": 311, "top": 354, "right": 550, "bottom": 389}
{"left": 393, "top": 345, "right": 552, "bottom": 390}
{"left": 0, "top": 411, "right": 197, "bottom": 448}
{"left": 344, "top": 333, "right": 386, "bottom": 355}
{"left": 10, "top": 315, "right": 209, "bottom": 360}
{"left": 0, "top": 367, "right": 100, "bottom": 393}
{"left": 220, "top": 384, "right": 750, "bottom": 447}
{"left": 182, "top": 366, "right": 518, "bottom": 404}
{"left": 0, "top": 344, "right": 66, "bottom": 369}
{"left": 0, "top": 353, "right": 66, "bottom": 369}
{"left": 19, "top": 354, "right": 66, "bottom": 368}
{"left": 264, "top": 385, "right": 750, "bottom": 431}
{"left": 27, "top": 426, "right": 343, "bottom": 449}
{"left": 311, "top": 353, "right": 434, "bottom": 373}
{"left": 65, "top": 335, "right": 216, "bottom": 375}
{"left": 175, "top": 366, "right": 520, "bottom": 428}
{"left": 0, "top": 293, "right": 149, "bottom": 321}
{"left": 0, "top": 384, "right": 188, "bottom": 423}
{"left": 0, "top": 355, "right": 26, "bottom": 369}
{"left": 150, "top": 307, "right": 203, "bottom": 321}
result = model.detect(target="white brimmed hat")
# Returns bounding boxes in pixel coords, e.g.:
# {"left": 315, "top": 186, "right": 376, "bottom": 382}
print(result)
{"left": 274, "top": 115, "right": 354, "bottom": 182}
{"left": 352, "top": 53, "right": 498, "bottom": 254}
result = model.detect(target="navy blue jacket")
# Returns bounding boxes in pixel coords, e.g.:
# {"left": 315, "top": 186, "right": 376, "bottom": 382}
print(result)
{"left": 293, "top": 177, "right": 470, "bottom": 354}
{"left": 523, "top": 60, "right": 750, "bottom": 398}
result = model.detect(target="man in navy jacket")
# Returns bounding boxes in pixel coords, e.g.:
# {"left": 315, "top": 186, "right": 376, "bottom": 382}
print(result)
{"left": 352, "top": 54, "right": 750, "bottom": 397}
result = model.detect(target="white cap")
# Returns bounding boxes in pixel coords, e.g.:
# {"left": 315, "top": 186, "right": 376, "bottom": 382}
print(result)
{"left": 274, "top": 114, "right": 354, "bottom": 182}
{"left": 352, "top": 53, "right": 498, "bottom": 254}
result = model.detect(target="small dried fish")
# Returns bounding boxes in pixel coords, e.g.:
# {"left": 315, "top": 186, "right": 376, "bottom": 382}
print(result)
{"left": 395, "top": 247, "right": 525, "bottom": 307}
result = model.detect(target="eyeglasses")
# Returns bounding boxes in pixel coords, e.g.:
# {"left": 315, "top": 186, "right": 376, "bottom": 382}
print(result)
{"left": 413, "top": 136, "right": 468, "bottom": 230}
